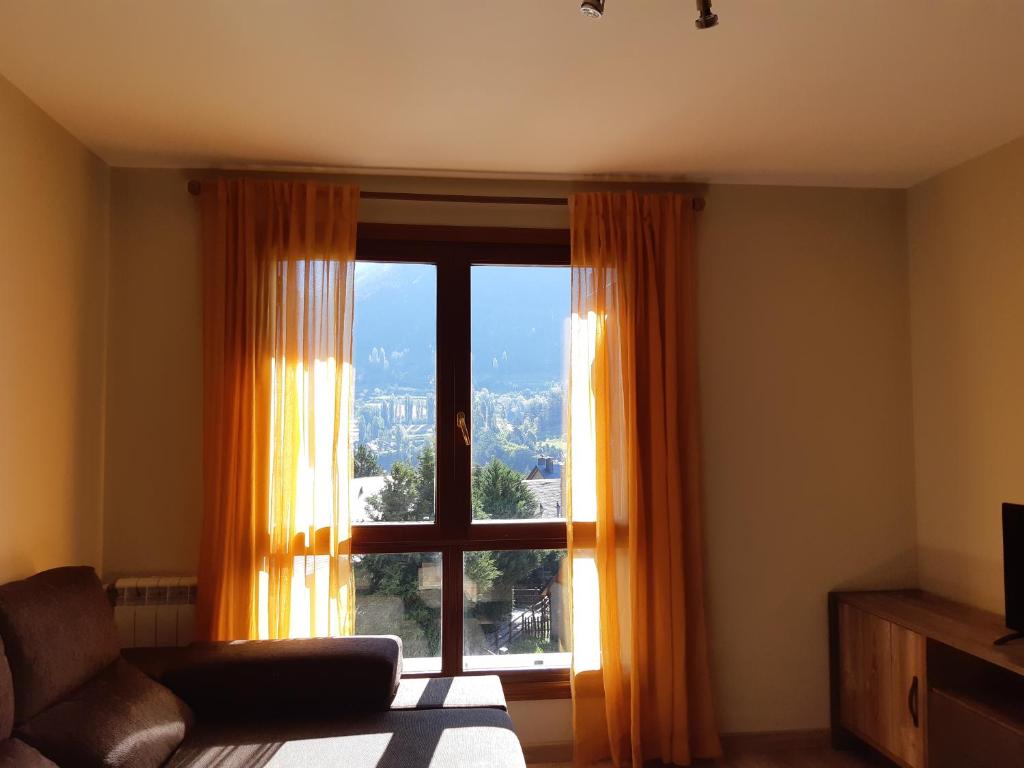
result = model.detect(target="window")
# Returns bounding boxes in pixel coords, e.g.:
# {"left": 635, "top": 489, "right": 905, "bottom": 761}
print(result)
{"left": 352, "top": 262, "right": 437, "bottom": 525}
{"left": 471, "top": 266, "right": 568, "bottom": 522}
{"left": 463, "top": 548, "right": 570, "bottom": 671}
{"left": 354, "top": 551, "right": 442, "bottom": 673}
{"left": 351, "top": 225, "right": 571, "bottom": 697}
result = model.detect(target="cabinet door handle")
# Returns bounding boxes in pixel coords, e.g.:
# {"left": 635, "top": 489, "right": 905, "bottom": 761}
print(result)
{"left": 908, "top": 675, "right": 920, "bottom": 728}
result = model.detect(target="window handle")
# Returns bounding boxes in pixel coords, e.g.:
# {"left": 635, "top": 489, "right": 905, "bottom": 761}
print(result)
{"left": 457, "top": 412, "right": 471, "bottom": 446}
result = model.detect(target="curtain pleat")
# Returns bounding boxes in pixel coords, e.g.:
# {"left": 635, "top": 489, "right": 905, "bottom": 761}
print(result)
{"left": 197, "top": 179, "right": 358, "bottom": 642}
{"left": 567, "top": 192, "right": 721, "bottom": 767}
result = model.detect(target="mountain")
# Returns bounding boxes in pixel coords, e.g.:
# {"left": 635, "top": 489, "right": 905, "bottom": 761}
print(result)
{"left": 353, "top": 263, "right": 569, "bottom": 395}
{"left": 470, "top": 265, "right": 569, "bottom": 390}
{"left": 354, "top": 262, "right": 436, "bottom": 393}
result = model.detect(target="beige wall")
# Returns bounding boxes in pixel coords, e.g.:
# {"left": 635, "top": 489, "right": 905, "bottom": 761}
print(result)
{"left": 0, "top": 74, "right": 109, "bottom": 582}
{"left": 103, "top": 169, "right": 203, "bottom": 578}
{"left": 908, "top": 136, "right": 1024, "bottom": 612}
{"left": 103, "top": 170, "right": 918, "bottom": 735}
{"left": 698, "top": 185, "right": 917, "bottom": 732}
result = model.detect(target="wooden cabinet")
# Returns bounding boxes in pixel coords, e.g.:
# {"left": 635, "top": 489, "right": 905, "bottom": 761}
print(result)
{"left": 831, "top": 590, "right": 1024, "bottom": 768}
{"left": 836, "top": 602, "right": 926, "bottom": 768}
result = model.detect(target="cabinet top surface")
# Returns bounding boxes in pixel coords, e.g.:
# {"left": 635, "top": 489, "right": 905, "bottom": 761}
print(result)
{"left": 833, "top": 589, "right": 1024, "bottom": 678}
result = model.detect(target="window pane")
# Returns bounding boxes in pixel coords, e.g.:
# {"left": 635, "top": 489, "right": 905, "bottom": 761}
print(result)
{"left": 355, "top": 552, "right": 441, "bottom": 673}
{"left": 471, "top": 266, "right": 569, "bottom": 522}
{"left": 463, "top": 549, "right": 570, "bottom": 671}
{"left": 351, "top": 262, "right": 437, "bottom": 524}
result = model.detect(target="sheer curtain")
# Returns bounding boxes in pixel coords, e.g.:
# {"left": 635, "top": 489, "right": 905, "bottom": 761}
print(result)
{"left": 567, "top": 192, "right": 720, "bottom": 766}
{"left": 197, "top": 178, "right": 359, "bottom": 641}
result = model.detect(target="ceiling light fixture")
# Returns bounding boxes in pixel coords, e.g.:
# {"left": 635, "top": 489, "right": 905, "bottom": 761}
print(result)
{"left": 580, "top": 0, "right": 719, "bottom": 27}
{"left": 695, "top": 0, "right": 719, "bottom": 29}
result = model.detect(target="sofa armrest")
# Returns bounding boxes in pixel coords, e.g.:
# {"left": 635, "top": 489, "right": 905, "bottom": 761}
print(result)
{"left": 161, "top": 636, "right": 402, "bottom": 718}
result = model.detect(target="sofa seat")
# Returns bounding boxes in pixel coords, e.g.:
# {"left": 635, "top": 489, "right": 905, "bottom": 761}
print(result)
{"left": 165, "top": 707, "right": 527, "bottom": 768}
{"left": 390, "top": 675, "right": 507, "bottom": 711}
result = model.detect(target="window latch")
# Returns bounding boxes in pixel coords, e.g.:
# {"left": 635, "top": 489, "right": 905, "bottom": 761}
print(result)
{"left": 457, "top": 411, "right": 471, "bottom": 446}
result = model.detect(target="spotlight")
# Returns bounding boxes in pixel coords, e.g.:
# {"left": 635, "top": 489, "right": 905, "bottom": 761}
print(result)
{"left": 580, "top": 0, "right": 604, "bottom": 19}
{"left": 695, "top": 0, "right": 718, "bottom": 29}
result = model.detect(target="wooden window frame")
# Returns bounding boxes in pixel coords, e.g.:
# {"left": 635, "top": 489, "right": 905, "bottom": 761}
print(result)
{"left": 353, "top": 223, "right": 575, "bottom": 700}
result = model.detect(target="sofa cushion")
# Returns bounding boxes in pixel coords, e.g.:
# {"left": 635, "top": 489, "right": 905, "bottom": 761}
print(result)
{"left": 0, "top": 640, "right": 12, "bottom": 740}
{"left": 0, "top": 738, "right": 59, "bottom": 767}
{"left": 0, "top": 566, "right": 121, "bottom": 722}
{"left": 17, "top": 658, "right": 193, "bottom": 768}
{"left": 165, "top": 708, "right": 526, "bottom": 768}
{"left": 163, "top": 636, "right": 402, "bottom": 718}
{"left": 390, "top": 675, "right": 508, "bottom": 711}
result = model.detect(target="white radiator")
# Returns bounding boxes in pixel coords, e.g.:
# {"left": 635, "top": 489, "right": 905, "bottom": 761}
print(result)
{"left": 113, "top": 576, "right": 197, "bottom": 648}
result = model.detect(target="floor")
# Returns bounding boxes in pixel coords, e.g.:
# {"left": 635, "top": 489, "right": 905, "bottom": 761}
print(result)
{"left": 530, "top": 745, "right": 889, "bottom": 768}
{"left": 703, "top": 747, "right": 889, "bottom": 767}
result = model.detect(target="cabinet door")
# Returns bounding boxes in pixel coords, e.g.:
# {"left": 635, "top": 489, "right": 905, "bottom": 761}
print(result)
{"left": 890, "top": 624, "right": 926, "bottom": 768}
{"left": 839, "top": 603, "right": 893, "bottom": 750}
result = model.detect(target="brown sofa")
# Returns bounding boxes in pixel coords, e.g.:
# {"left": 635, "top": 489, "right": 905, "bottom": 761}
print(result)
{"left": 0, "top": 567, "right": 527, "bottom": 768}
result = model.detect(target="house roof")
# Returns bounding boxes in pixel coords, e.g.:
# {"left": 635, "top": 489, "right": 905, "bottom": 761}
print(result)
{"left": 524, "top": 479, "right": 564, "bottom": 520}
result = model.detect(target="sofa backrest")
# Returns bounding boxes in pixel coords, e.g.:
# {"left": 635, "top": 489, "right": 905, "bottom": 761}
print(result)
{"left": 0, "top": 567, "right": 120, "bottom": 723}
{"left": 0, "top": 638, "right": 13, "bottom": 740}
{"left": 162, "top": 636, "right": 403, "bottom": 718}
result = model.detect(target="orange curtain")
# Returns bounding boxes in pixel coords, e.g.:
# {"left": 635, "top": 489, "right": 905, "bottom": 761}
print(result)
{"left": 567, "top": 192, "right": 720, "bottom": 767}
{"left": 197, "top": 178, "right": 359, "bottom": 642}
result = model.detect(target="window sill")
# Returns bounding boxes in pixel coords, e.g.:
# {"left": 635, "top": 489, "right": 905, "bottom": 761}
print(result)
{"left": 402, "top": 667, "right": 571, "bottom": 701}
{"left": 499, "top": 671, "right": 571, "bottom": 701}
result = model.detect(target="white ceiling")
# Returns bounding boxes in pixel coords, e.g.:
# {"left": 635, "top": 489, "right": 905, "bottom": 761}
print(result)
{"left": 1, "top": 1, "right": 1023, "bottom": 187}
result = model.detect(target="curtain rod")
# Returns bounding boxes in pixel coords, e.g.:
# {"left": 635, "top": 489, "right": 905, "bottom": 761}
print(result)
{"left": 186, "top": 180, "right": 706, "bottom": 211}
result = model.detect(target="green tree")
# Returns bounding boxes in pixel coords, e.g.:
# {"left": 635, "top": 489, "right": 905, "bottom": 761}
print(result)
{"left": 493, "top": 548, "right": 561, "bottom": 596}
{"left": 465, "top": 550, "right": 499, "bottom": 593}
{"left": 363, "top": 444, "right": 435, "bottom": 523}
{"left": 365, "top": 461, "right": 418, "bottom": 522}
{"left": 413, "top": 444, "right": 435, "bottom": 521}
{"left": 353, "top": 443, "right": 382, "bottom": 478}
{"left": 472, "top": 459, "right": 538, "bottom": 520}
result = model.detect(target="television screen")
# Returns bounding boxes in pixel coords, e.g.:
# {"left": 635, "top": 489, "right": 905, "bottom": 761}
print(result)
{"left": 1003, "top": 503, "right": 1024, "bottom": 632}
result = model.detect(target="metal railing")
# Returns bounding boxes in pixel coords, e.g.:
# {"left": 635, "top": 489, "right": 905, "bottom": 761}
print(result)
{"left": 494, "top": 591, "right": 551, "bottom": 650}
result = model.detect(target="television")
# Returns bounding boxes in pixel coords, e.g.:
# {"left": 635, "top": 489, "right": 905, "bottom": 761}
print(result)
{"left": 999, "top": 502, "right": 1024, "bottom": 645}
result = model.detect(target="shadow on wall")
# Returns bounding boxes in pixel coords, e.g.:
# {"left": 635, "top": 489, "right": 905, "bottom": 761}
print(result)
{"left": 829, "top": 548, "right": 920, "bottom": 593}
{"left": 70, "top": 218, "right": 107, "bottom": 577}
{"left": 916, "top": 546, "right": 1003, "bottom": 613}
